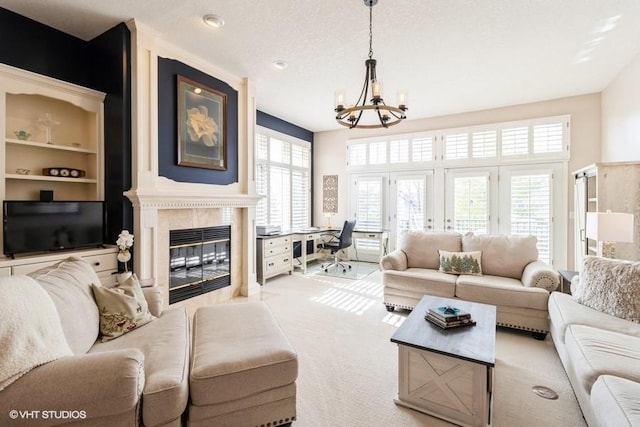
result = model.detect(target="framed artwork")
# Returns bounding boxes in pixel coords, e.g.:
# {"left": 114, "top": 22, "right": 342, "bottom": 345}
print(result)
{"left": 322, "top": 175, "right": 338, "bottom": 213}
{"left": 177, "top": 75, "right": 227, "bottom": 170}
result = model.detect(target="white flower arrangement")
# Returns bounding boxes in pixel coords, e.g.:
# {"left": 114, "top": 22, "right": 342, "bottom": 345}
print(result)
{"left": 116, "top": 230, "right": 134, "bottom": 272}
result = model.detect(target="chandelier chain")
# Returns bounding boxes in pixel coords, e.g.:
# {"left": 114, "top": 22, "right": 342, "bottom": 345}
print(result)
{"left": 368, "top": 4, "right": 373, "bottom": 60}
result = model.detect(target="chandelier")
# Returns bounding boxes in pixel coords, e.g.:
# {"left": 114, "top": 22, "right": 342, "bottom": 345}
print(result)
{"left": 334, "top": 0, "right": 407, "bottom": 129}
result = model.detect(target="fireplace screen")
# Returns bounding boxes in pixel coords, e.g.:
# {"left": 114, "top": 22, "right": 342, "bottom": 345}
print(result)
{"left": 169, "top": 226, "right": 230, "bottom": 304}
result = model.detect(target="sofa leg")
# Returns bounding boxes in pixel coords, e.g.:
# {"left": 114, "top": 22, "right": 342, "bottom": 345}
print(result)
{"left": 385, "top": 305, "right": 395, "bottom": 312}
{"left": 532, "top": 332, "right": 547, "bottom": 340}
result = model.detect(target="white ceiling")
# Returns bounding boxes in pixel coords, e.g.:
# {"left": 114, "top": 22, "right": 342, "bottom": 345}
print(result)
{"left": 3, "top": 0, "right": 640, "bottom": 133}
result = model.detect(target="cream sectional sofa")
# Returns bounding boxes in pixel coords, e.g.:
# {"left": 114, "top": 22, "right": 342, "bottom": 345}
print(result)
{"left": 0, "top": 257, "right": 190, "bottom": 427}
{"left": 380, "top": 231, "right": 560, "bottom": 337}
{"left": 549, "top": 256, "right": 640, "bottom": 427}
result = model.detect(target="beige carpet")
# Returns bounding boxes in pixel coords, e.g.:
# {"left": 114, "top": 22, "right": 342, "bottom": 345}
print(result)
{"left": 242, "top": 267, "right": 586, "bottom": 427}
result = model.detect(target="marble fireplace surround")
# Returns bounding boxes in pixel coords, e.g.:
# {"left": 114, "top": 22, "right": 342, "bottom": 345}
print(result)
{"left": 125, "top": 184, "right": 262, "bottom": 312}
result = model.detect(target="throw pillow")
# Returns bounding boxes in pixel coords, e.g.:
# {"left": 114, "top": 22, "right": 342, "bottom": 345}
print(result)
{"left": 91, "top": 274, "right": 155, "bottom": 342}
{"left": 575, "top": 256, "right": 640, "bottom": 322}
{"left": 439, "top": 250, "right": 482, "bottom": 275}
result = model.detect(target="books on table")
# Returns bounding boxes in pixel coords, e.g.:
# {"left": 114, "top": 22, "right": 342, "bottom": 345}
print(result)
{"left": 425, "top": 305, "right": 476, "bottom": 329}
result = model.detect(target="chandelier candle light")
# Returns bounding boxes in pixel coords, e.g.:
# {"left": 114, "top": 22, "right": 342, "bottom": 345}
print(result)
{"left": 116, "top": 230, "right": 134, "bottom": 282}
{"left": 334, "top": 0, "right": 407, "bottom": 129}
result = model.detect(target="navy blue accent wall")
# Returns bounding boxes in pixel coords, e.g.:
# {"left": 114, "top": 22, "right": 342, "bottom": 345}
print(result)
{"left": 257, "top": 110, "right": 313, "bottom": 143}
{"left": 88, "top": 24, "right": 133, "bottom": 244}
{"left": 158, "top": 57, "right": 239, "bottom": 185}
{"left": 0, "top": 7, "right": 133, "bottom": 246}
{"left": 0, "top": 8, "right": 90, "bottom": 87}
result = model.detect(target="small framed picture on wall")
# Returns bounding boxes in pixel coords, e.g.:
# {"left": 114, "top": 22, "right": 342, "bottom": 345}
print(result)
{"left": 177, "top": 75, "right": 227, "bottom": 170}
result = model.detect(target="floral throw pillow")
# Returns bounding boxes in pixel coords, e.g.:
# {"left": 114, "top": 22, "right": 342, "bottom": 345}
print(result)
{"left": 91, "top": 274, "right": 155, "bottom": 342}
{"left": 439, "top": 250, "right": 483, "bottom": 275}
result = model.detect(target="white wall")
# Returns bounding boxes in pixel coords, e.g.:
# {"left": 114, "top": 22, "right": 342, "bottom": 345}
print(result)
{"left": 602, "top": 50, "right": 640, "bottom": 162}
{"left": 314, "top": 93, "right": 601, "bottom": 269}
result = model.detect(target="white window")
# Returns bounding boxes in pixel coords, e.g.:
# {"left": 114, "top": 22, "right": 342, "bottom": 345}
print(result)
{"left": 444, "top": 132, "right": 469, "bottom": 160}
{"left": 255, "top": 127, "right": 311, "bottom": 230}
{"left": 472, "top": 130, "right": 497, "bottom": 159}
{"left": 389, "top": 139, "right": 409, "bottom": 163}
{"left": 412, "top": 136, "right": 434, "bottom": 162}
{"left": 533, "top": 122, "right": 564, "bottom": 154}
{"left": 348, "top": 143, "right": 367, "bottom": 166}
{"left": 351, "top": 175, "right": 384, "bottom": 231}
{"left": 501, "top": 126, "right": 529, "bottom": 157}
{"left": 445, "top": 171, "right": 492, "bottom": 234}
{"left": 369, "top": 141, "right": 387, "bottom": 165}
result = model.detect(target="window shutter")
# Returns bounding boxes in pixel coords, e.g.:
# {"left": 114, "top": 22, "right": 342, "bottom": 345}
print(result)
{"left": 269, "top": 166, "right": 291, "bottom": 230}
{"left": 390, "top": 139, "right": 409, "bottom": 163}
{"left": 472, "top": 130, "right": 497, "bottom": 159}
{"left": 255, "top": 164, "right": 268, "bottom": 225}
{"left": 501, "top": 126, "right": 529, "bottom": 156}
{"left": 349, "top": 144, "right": 367, "bottom": 166}
{"left": 269, "top": 138, "right": 291, "bottom": 164}
{"left": 291, "top": 170, "right": 309, "bottom": 230}
{"left": 412, "top": 136, "right": 433, "bottom": 162}
{"left": 445, "top": 133, "right": 469, "bottom": 160}
{"left": 256, "top": 132, "right": 268, "bottom": 160}
{"left": 510, "top": 174, "right": 552, "bottom": 264}
{"left": 533, "top": 122, "right": 563, "bottom": 154}
{"left": 355, "top": 177, "right": 383, "bottom": 231}
{"left": 369, "top": 141, "right": 387, "bottom": 164}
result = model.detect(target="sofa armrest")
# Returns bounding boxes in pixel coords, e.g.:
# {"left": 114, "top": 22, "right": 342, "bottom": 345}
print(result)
{"left": 521, "top": 261, "right": 560, "bottom": 292}
{"left": 142, "top": 286, "right": 163, "bottom": 317}
{"left": 380, "top": 249, "right": 408, "bottom": 271}
{"left": 0, "top": 349, "right": 144, "bottom": 423}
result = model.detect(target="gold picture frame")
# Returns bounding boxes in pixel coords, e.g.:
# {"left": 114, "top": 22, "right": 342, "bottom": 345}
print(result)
{"left": 177, "top": 75, "right": 227, "bottom": 170}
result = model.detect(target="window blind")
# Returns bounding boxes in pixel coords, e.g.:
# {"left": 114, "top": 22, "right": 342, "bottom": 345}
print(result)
{"left": 472, "top": 130, "right": 497, "bottom": 159}
{"left": 533, "top": 122, "right": 563, "bottom": 154}
{"left": 390, "top": 139, "right": 409, "bottom": 163}
{"left": 445, "top": 133, "right": 469, "bottom": 160}
{"left": 501, "top": 126, "right": 529, "bottom": 156}
{"left": 412, "top": 136, "right": 433, "bottom": 162}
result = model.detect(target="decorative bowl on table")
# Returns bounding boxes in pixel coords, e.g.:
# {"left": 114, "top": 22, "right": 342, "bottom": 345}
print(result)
{"left": 14, "top": 130, "right": 31, "bottom": 140}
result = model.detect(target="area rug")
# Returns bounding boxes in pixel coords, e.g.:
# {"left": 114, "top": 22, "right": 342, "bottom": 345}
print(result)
{"left": 308, "top": 260, "right": 379, "bottom": 280}
{"left": 241, "top": 269, "right": 587, "bottom": 427}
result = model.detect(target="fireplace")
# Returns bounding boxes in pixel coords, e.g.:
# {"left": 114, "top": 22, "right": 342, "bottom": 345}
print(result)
{"left": 169, "top": 226, "right": 231, "bottom": 304}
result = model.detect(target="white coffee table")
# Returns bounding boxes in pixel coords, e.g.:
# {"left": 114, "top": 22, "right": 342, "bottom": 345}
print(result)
{"left": 390, "top": 295, "right": 496, "bottom": 427}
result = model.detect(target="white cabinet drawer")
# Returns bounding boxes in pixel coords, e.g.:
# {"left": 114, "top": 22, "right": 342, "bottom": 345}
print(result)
{"left": 83, "top": 253, "right": 118, "bottom": 274}
{"left": 264, "top": 235, "right": 291, "bottom": 247}
{"left": 264, "top": 254, "right": 292, "bottom": 274}
{"left": 264, "top": 244, "right": 291, "bottom": 258}
{"left": 13, "top": 260, "right": 59, "bottom": 276}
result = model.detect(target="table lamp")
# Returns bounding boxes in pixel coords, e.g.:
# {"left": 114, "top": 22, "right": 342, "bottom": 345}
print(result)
{"left": 586, "top": 210, "right": 635, "bottom": 258}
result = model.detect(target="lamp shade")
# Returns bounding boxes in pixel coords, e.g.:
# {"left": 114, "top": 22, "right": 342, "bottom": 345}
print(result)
{"left": 586, "top": 211, "right": 634, "bottom": 242}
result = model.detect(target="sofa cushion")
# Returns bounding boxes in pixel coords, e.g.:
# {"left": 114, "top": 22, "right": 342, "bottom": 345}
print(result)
{"left": 548, "top": 292, "right": 640, "bottom": 347}
{"left": 382, "top": 268, "right": 457, "bottom": 297}
{"left": 90, "top": 306, "right": 189, "bottom": 427}
{"left": 455, "top": 274, "right": 549, "bottom": 310}
{"left": 91, "top": 274, "right": 155, "bottom": 342}
{"left": 399, "top": 231, "right": 461, "bottom": 269}
{"left": 461, "top": 233, "right": 538, "bottom": 279}
{"left": 438, "top": 250, "right": 482, "bottom": 275}
{"left": 591, "top": 375, "right": 640, "bottom": 427}
{"left": 28, "top": 257, "right": 101, "bottom": 355}
{"left": 565, "top": 325, "right": 640, "bottom": 395}
{"left": 574, "top": 256, "right": 640, "bottom": 322}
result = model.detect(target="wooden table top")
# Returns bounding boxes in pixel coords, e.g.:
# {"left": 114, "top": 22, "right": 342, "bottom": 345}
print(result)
{"left": 390, "top": 295, "right": 497, "bottom": 367}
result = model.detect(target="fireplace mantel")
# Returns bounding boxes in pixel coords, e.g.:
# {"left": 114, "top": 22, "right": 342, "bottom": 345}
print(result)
{"left": 125, "top": 188, "right": 263, "bottom": 210}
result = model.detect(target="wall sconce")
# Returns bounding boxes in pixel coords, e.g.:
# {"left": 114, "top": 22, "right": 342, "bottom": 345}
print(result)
{"left": 322, "top": 175, "right": 338, "bottom": 229}
{"left": 586, "top": 210, "right": 635, "bottom": 258}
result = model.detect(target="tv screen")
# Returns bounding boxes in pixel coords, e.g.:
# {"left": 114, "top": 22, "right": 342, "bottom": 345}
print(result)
{"left": 3, "top": 201, "right": 106, "bottom": 257}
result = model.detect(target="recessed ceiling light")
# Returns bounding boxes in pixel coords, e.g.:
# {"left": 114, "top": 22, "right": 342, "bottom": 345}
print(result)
{"left": 203, "top": 14, "right": 225, "bottom": 29}
{"left": 273, "top": 60, "right": 288, "bottom": 70}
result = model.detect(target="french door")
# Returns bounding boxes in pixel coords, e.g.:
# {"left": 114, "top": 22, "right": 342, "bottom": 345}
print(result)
{"left": 444, "top": 168, "right": 499, "bottom": 234}
{"left": 388, "top": 171, "right": 435, "bottom": 248}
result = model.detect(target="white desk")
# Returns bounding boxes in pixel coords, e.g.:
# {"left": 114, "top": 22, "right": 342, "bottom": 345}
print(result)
{"left": 291, "top": 229, "right": 338, "bottom": 274}
{"left": 291, "top": 228, "right": 389, "bottom": 273}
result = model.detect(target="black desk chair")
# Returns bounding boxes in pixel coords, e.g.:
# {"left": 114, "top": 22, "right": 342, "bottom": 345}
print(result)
{"left": 317, "top": 219, "right": 356, "bottom": 273}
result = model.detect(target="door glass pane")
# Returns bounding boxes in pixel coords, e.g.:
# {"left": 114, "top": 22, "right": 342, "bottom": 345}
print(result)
{"left": 269, "top": 166, "right": 291, "bottom": 230}
{"left": 453, "top": 176, "right": 488, "bottom": 233}
{"left": 355, "top": 178, "right": 382, "bottom": 231}
{"left": 396, "top": 177, "right": 425, "bottom": 237}
{"left": 511, "top": 174, "right": 551, "bottom": 264}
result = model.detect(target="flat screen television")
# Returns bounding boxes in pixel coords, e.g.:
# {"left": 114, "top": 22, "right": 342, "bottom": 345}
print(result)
{"left": 3, "top": 201, "right": 106, "bottom": 257}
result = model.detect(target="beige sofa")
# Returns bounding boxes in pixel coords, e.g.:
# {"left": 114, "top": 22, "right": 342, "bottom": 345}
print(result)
{"left": 0, "top": 257, "right": 189, "bottom": 427}
{"left": 381, "top": 231, "right": 559, "bottom": 337}
{"left": 549, "top": 256, "right": 640, "bottom": 427}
